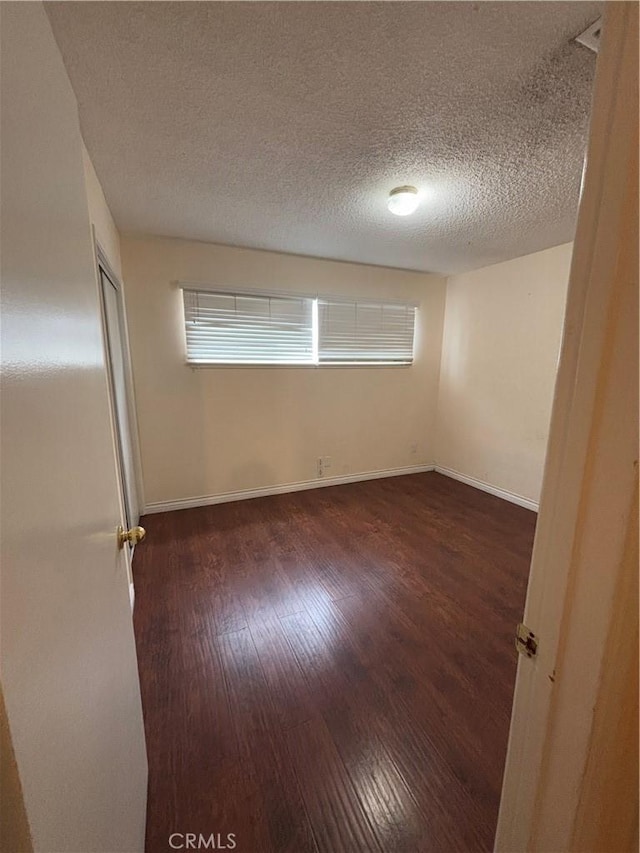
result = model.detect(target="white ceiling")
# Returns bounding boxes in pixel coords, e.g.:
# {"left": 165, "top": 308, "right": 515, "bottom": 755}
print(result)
{"left": 48, "top": 1, "right": 601, "bottom": 274}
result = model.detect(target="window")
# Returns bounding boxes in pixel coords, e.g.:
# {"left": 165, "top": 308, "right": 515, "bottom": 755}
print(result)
{"left": 183, "top": 290, "right": 314, "bottom": 364}
{"left": 318, "top": 299, "right": 415, "bottom": 364}
{"left": 182, "top": 287, "right": 416, "bottom": 366}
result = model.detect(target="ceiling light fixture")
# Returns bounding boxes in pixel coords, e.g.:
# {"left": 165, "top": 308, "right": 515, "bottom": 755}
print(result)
{"left": 387, "top": 185, "right": 420, "bottom": 216}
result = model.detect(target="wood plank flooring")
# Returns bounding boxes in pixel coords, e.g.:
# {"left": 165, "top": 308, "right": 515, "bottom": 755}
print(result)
{"left": 133, "top": 472, "right": 536, "bottom": 853}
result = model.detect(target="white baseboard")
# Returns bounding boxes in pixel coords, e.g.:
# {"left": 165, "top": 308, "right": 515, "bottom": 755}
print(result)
{"left": 434, "top": 466, "right": 539, "bottom": 512}
{"left": 143, "top": 463, "right": 539, "bottom": 515}
{"left": 143, "top": 464, "right": 435, "bottom": 514}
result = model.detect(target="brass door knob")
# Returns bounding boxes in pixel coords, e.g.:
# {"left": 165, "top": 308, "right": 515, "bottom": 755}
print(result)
{"left": 117, "top": 525, "right": 146, "bottom": 550}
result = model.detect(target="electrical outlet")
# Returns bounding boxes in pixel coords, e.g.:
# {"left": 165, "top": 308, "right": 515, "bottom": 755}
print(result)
{"left": 410, "top": 442, "right": 418, "bottom": 456}
{"left": 317, "top": 456, "right": 332, "bottom": 477}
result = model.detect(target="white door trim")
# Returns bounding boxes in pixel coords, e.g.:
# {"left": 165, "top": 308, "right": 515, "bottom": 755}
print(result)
{"left": 93, "top": 236, "right": 145, "bottom": 526}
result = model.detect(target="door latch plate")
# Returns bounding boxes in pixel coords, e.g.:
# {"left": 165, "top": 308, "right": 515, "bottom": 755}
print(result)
{"left": 515, "top": 623, "right": 538, "bottom": 658}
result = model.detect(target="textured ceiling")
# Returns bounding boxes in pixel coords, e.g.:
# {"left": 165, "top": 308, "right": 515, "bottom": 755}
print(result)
{"left": 47, "top": 1, "right": 601, "bottom": 274}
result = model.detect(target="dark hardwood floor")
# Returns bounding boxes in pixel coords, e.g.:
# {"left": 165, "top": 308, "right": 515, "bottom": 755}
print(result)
{"left": 133, "top": 472, "right": 536, "bottom": 853}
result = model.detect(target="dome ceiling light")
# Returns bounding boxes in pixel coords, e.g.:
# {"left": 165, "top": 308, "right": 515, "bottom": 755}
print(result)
{"left": 387, "top": 185, "right": 420, "bottom": 216}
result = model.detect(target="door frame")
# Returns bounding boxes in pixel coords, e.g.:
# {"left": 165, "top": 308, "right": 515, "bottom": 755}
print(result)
{"left": 92, "top": 233, "right": 145, "bottom": 605}
{"left": 495, "top": 4, "right": 638, "bottom": 849}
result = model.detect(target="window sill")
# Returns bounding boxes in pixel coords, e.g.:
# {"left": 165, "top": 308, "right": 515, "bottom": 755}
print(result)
{"left": 186, "top": 361, "right": 413, "bottom": 369}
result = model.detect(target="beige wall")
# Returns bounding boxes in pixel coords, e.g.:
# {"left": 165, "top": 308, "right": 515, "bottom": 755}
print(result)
{"left": 82, "top": 142, "right": 122, "bottom": 277}
{"left": 121, "top": 235, "right": 446, "bottom": 507}
{"left": 436, "top": 243, "right": 572, "bottom": 505}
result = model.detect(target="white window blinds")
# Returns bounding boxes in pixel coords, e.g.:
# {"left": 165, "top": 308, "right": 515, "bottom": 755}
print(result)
{"left": 181, "top": 287, "right": 416, "bottom": 366}
{"left": 318, "top": 299, "right": 416, "bottom": 364}
{"left": 183, "top": 290, "right": 314, "bottom": 364}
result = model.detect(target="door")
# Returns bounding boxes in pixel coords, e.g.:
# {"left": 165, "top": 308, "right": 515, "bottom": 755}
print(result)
{"left": 0, "top": 4, "right": 148, "bottom": 852}
{"left": 495, "top": 4, "right": 638, "bottom": 850}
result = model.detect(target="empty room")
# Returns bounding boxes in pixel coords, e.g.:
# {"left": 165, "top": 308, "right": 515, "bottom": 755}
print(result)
{"left": 2, "top": 2, "right": 638, "bottom": 853}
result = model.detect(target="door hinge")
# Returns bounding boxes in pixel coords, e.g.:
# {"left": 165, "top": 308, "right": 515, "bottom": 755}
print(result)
{"left": 515, "top": 623, "right": 538, "bottom": 658}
